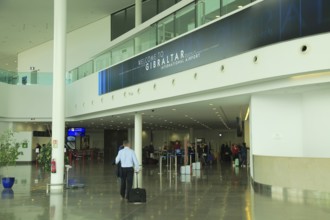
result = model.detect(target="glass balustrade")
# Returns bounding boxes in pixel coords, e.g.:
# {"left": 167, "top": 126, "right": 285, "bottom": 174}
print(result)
{"left": 1, "top": 0, "right": 254, "bottom": 86}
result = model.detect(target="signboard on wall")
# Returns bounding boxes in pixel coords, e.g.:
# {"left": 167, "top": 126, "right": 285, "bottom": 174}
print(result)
{"left": 98, "top": 0, "right": 330, "bottom": 95}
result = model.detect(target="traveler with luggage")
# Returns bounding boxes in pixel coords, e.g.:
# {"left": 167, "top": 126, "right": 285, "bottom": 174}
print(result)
{"left": 115, "top": 140, "right": 140, "bottom": 200}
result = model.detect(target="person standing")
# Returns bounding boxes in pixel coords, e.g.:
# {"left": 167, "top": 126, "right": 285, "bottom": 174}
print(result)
{"left": 115, "top": 140, "right": 140, "bottom": 199}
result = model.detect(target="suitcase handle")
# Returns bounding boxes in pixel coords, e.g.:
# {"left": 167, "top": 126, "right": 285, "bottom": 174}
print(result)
{"left": 135, "top": 171, "right": 139, "bottom": 188}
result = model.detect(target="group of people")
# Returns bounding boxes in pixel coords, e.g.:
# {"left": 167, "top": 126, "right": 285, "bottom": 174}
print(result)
{"left": 220, "top": 142, "right": 248, "bottom": 167}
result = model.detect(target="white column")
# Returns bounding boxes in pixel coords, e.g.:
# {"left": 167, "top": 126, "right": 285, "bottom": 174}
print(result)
{"left": 49, "top": 193, "right": 64, "bottom": 220}
{"left": 50, "top": 0, "right": 67, "bottom": 192}
{"left": 134, "top": 0, "right": 142, "bottom": 53}
{"left": 134, "top": 113, "right": 143, "bottom": 187}
{"left": 134, "top": 113, "right": 143, "bottom": 165}
{"left": 135, "top": 0, "right": 142, "bottom": 27}
{"left": 128, "top": 128, "right": 134, "bottom": 146}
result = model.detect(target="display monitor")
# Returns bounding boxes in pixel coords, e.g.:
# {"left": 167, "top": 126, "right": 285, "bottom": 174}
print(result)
{"left": 67, "top": 136, "right": 76, "bottom": 142}
{"left": 67, "top": 127, "right": 85, "bottom": 137}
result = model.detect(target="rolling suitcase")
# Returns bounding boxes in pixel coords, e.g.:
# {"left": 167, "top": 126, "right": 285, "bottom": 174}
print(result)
{"left": 128, "top": 172, "right": 146, "bottom": 203}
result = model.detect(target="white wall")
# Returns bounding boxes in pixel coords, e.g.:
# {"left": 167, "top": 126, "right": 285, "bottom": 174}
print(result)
{"left": 250, "top": 87, "right": 330, "bottom": 158}
{"left": 17, "top": 16, "right": 111, "bottom": 73}
{"left": 302, "top": 88, "right": 330, "bottom": 157}
{"left": 250, "top": 94, "right": 303, "bottom": 157}
{"left": 14, "top": 131, "right": 33, "bottom": 162}
{"left": 0, "top": 83, "right": 52, "bottom": 119}
{"left": 0, "top": 122, "right": 11, "bottom": 134}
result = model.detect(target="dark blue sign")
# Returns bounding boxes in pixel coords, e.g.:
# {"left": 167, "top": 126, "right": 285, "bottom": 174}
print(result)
{"left": 99, "top": 0, "right": 330, "bottom": 95}
{"left": 67, "top": 127, "right": 85, "bottom": 137}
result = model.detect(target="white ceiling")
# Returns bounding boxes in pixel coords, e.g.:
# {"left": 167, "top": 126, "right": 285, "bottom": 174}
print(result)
{"left": 65, "top": 94, "right": 251, "bottom": 131}
{"left": 0, "top": 0, "right": 135, "bottom": 72}
{"left": 1, "top": 0, "right": 251, "bottom": 132}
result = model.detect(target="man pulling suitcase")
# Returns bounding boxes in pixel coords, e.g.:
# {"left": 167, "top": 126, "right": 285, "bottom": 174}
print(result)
{"left": 115, "top": 140, "right": 141, "bottom": 200}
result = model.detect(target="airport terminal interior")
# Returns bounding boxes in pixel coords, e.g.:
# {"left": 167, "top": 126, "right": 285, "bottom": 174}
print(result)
{"left": 1, "top": 0, "right": 330, "bottom": 219}
{"left": 1, "top": 159, "right": 330, "bottom": 220}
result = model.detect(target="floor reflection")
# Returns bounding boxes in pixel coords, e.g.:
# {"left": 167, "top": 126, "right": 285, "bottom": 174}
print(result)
{"left": 0, "top": 161, "right": 329, "bottom": 220}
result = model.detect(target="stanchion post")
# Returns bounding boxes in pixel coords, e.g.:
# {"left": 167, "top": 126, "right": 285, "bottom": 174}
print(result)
{"left": 175, "top": 155, "right": 177, "bottom": 174}
{"left": 170, "top": 154, "right": 172, "bottom": 171}
{"left": 159, "top": 156, "right": 162, "bottom": 174}
{"left": 167, "top": 153, "right": 169, "bottom": 168}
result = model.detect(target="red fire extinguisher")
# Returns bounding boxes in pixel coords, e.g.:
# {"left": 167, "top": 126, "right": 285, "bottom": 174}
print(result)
{"left": 51, "top": 159, "right": 56, "bottom": 173}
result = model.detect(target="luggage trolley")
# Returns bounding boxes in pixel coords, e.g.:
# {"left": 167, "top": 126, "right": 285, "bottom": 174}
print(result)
{"left": 65, "top": 165, "right": 85, "bottom": 189}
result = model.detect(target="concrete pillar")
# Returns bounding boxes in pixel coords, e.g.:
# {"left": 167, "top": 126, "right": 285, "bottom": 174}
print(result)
{"left": 134, "top": 113, "right": 143, "bottom": 187}
{"left": 49, "top": 193, "right": 63, "bottom": 220}
{"left": 134, "top": 113, "right": 142, "bottom": 165}
{"left": 135, "top": 0, "right": 142, "bottom": 27}
{"left": 134, "top": 0, "right": 143, "bottom": 53}
{"left": 50, "top": 0, "right": 67, "bottom": 193}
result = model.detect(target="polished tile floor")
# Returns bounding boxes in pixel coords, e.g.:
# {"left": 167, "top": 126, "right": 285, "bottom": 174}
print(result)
{"left": 1, "top": 160, "right": 330, "bottom": 220}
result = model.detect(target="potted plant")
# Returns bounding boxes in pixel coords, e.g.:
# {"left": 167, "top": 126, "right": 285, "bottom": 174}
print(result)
{"left": 37, "top": 142, "right": 69, "bottom": 172}
{"left": 0, "top": 129, "right": 23, "bottom": 188}
{"left": 36, "top": 142, "right": 52, "bottom": 171}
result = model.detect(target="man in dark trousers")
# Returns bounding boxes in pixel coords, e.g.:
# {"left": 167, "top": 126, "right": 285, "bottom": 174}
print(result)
{"left": 115, "top": 140, "right": 140, "bottom": 199}
{"left": 116, "top": 143, "right": 124, "bottom": 178}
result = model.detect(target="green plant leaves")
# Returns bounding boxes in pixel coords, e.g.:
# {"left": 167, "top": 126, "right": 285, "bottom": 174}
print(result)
{"left": 0, "top": 129, "right": 23, "bottom": 167}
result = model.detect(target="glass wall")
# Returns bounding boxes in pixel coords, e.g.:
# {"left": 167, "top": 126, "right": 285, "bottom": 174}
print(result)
{"left": 94, "top": 52, "right": 111, "bottom": 73}
{"left": 159, "top": 0, "right": 179, "bottom": 13}
{"left": 0, "top": 69, "right": 18, "bottom": 85}
{"left": 175, "top": 3, "right": 196, "bottom": 37}
{"left": 135, "top": 25, "right": 157, "bottom": 54}
{"left": 111, "top": 0, "right": 181, "bottom": 40}
{"left": 68, "top": 68, "right": 78, "bottom": 83}
{"left": 77, "top": 60, "right": 94, "bottom": 79}
{"left": 111, "top": 6, "right": 135, "bottom": 40}
{"left": 221, "top": 0, "right": 252, "bottom": 16}
{"left": 69, "top": 0, "right": 256, "bottom": 84}
{"left": 203, "top": 0, "right": 221, "bottom": 23}
{"left": 111, "top": 40, "right": 135, "bottom": 64}
{"left": 157, "top": 14, "right": 175, "bottom": 44}
{"left": 142, "top": 0, "right": 158, "bottom": 22}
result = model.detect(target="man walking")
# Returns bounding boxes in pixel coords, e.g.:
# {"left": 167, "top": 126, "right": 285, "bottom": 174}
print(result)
{"left": 115, "top": 140, "right": 140, "bottom": 199}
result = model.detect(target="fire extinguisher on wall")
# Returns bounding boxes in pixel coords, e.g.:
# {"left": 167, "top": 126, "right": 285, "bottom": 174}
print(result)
{"left": 51, "top": 158, "right": 56, "bottom": 173}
